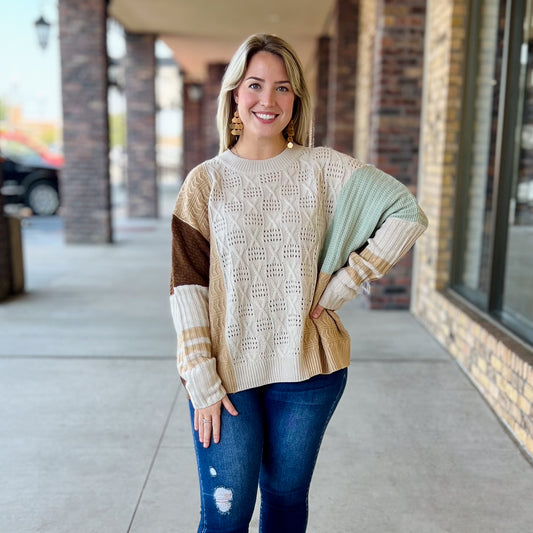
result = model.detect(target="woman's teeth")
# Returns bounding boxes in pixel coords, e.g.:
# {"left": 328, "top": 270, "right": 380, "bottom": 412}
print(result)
{"left": 255, "top": 113, "right": 276, "bottom": 120}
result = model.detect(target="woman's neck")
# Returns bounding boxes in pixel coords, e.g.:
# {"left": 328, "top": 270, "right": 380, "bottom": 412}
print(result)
{"left": 231, "top": 135, "right": 287, "bottom": 160}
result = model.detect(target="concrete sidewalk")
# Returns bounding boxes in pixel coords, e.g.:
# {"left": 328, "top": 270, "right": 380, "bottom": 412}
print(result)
{"left": 1, "top": 191, "right": 532, "bottom": 533}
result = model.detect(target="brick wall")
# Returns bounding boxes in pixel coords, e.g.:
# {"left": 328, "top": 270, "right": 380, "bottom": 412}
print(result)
{"left": 314, "top": 36, "right": 330, "bottom": 147}
{"left": 58, "top": 0, "right": 112, "bottom": 243}
{"left": 327, "top": 0, "right": 359, "bottom": 155}
{"left": 203, "top": 63, "right": 227, "bottom": 160}
{"left": 368, "top": 0, "right": 425, "bottom": 188}
{"left": 413, "top": 0, "right": 533, "bottom": 458}
{"left": 363, "top": 0, "right": 426, "bottom": 310}
{"left": 183, "top": 82, "right": 205, "bottom": 176}
{"left": 125, "top": 32, "right": 158, "bottom": 218}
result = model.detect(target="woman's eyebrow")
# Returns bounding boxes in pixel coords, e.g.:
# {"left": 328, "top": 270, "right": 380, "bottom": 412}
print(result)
{"left": 245, "top": 76, "right": 291, "bottom": 84}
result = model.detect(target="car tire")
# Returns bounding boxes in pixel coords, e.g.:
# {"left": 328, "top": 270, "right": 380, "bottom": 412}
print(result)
{"left": 26, "top": 180, "right": 60, "bottom": 216}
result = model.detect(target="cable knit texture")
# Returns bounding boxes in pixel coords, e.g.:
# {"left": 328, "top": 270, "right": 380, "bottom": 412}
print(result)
{"left": 170, "top": 146, "right": 428, "bottom": 408}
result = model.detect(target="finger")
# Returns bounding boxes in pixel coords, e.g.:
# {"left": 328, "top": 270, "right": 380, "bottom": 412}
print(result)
{"left": 194, "top": 409, "right": 199, "bottom": 432}
{"left": 198, "top": 414, "right": 204, "bottom": 443}
{"left": 199, "top": 416, "right": 208, "bottom": 444}
{"left": 222, "top": 396, "right": 239, "bottom": 416}
{"left": 212, "top": 413, "right": 221, "bottom": 444}
{"left": 202, "top": 418, "right": 212, "bottom": 448}
{"left": 312, "top": 305, "right": 324, "bottom": 319}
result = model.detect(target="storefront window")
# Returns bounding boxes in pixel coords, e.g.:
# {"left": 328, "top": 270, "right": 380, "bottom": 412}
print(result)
{"left": 453, "top": 0, "right": 533, "bottom": 344}
{"left": 502, "top": 0, "right": 533, "bottom": 333}
{"left": 456, "top": 0, "right": 501, "bottom": 299}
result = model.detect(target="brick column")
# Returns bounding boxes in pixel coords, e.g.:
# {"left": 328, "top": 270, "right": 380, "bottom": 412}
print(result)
{"left": 314, "top": 36, "right": 330, "bottom": 147}
{"left": 327, "top": 0, "right": 359, "bottom": 154}
{"left": 125, "top": 32, "right": 158, "bottom": 218}
{"left": 58, "top": 0, "right": 112, "bottom": 243}
{"left": 363, "top": 0, "right": 426, "bottom": 309}
{"left": 203, "top": 63, "right": 227, "bottom": 160}
{"left": 183, "top": 82, "right": 205, "bottom": 175}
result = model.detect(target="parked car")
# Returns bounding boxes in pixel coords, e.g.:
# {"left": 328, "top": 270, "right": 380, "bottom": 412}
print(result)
{"left": 0, "top": 132, "right": 63, "bottom": 216}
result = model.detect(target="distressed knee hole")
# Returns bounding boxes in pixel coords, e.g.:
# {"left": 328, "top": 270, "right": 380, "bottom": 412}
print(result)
{"left": 209, "top": 466, "right": 217, "bottom": 477}
{"left": 214, "top": 486, "right": 233, "bottom": 514}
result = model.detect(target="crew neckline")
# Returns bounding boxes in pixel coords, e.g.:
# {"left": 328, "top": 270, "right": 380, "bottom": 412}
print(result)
{"left": 217, "top": 145, "right": 307, "bottom": 173}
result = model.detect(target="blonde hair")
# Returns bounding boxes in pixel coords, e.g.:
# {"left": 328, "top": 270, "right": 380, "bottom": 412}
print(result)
{"left": 217, "top": 34, "right": 312, "bottom": 154}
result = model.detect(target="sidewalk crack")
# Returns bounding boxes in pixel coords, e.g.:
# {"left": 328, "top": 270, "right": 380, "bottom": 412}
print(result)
{"left": 126, "top": 387, "right": 179, "bottom": 532}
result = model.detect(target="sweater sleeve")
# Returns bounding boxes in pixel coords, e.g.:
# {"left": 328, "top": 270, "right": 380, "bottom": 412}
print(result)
{"left": 317, "top": 165, "right": 428, "bottom": 310}
{"left": 170, "top": 165, "right": 226, "bottom": 409}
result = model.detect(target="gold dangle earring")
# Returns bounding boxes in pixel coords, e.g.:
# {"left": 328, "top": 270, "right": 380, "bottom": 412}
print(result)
{"left": 286, "top": 121, "right": 295, "bottom": 149}
{"left": 231, "top": 110, "right": 243, "bottom": 136}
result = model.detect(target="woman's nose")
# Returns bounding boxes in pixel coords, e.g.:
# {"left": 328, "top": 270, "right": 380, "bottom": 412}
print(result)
{"left": 261, "top": 90, "right": 275, "bottom": 107}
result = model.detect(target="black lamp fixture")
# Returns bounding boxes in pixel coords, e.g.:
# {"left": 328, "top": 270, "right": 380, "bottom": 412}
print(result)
{"left": 34, "top": 15, "right": 51, "bottom": 50}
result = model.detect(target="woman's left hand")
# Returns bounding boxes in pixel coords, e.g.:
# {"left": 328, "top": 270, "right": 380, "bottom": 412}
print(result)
{"left": 312, "top": 305, "right": 324, "bottom": 319}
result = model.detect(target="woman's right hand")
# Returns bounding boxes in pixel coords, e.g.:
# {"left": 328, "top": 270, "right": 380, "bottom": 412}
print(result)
{"left": 194, "top": 395, "right": 239, "bottom": 448}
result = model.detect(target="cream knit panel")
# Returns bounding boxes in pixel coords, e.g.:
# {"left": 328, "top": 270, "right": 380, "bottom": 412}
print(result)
{"left": 208, "top": 156, "right": 327, "bottom": 376}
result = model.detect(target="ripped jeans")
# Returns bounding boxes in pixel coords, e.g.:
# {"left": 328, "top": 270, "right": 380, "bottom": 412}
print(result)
{"left": 188, "top": 368, "right": 347, "bottom": 533}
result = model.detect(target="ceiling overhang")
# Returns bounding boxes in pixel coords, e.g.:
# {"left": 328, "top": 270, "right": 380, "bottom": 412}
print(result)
{"left": 108, "top": 0, "right": 336, "bottom": 83}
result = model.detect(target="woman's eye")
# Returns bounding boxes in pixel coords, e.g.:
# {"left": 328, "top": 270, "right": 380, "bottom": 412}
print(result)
{"left": 277, "top": 86, "right": 290, "bottom": 92}
{"left": 249, "top": 83, "right": 260, "bottom": 90}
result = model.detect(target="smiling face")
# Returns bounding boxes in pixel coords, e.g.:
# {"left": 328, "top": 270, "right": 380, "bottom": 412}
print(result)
{"left": 234, "top": 51, "right": 296, "bottom": 148}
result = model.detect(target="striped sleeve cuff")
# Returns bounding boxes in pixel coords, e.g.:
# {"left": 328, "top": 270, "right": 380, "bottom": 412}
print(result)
{"left": 170, "top": 284, "right": 225, "bottom": 408}
{"left": 181, "top": 358, "right": 227, "bottom": 409}
{"left": 318, "top": 269, "right": 361, "bottom": 310}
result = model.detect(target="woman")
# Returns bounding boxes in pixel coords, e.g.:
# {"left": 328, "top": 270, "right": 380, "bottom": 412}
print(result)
{"left": 170, "top": 34, "right": 427, "bottom": 532}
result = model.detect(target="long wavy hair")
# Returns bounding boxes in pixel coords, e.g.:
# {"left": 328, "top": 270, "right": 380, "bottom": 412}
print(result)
{"left": 217, "top": 34, "right": 312, "bottom": 154}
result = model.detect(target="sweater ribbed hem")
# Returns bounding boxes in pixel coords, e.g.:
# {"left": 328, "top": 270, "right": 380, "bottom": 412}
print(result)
{"left": 220, "top": 351, "right": 338, "bottom": 394}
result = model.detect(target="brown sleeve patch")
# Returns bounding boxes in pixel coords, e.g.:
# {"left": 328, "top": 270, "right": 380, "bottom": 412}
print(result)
{"left": 171, "top": 215, "right": 210, "bottom": 291}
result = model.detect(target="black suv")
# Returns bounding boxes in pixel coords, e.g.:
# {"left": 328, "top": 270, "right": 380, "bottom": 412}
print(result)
{"left": 1, "top": 137, "right": 61, "bottom": 216}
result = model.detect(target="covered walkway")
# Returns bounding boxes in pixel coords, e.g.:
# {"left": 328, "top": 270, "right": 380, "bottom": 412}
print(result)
{"left": 1, "top": 191, "right": 532, "bottom": 532}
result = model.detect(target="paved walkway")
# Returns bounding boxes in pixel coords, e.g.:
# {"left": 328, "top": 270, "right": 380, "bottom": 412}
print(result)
{"left": 1, "top": 187, "right": 532, "bottom": 532}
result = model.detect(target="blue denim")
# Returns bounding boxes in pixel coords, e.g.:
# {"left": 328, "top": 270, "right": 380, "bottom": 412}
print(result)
{"left": 188, "top": 368, "right": 347, "bottom": 533}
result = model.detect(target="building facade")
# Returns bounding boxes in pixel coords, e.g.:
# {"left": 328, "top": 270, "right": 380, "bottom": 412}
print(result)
{"left": 413, "top": 0, "right": 533, "bottom": 457}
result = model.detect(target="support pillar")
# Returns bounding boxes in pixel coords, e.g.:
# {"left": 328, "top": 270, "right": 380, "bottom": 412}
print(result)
{"left": 203, "top": 63, "right": 227, "bottom": 160}
{"left": 366, "top": 0, "right": 426, "bottom": 309}
{"left": 327, "top": 0, "right": 359, "bottom": 154}
{"left": 183, "top": 82, "right": 205, "bottom": 175}
{"left": 314, "top": 36, "right": 331, "bottom": 147}
{"left": 125, "top": 32, "right": 158, "bottom": 218}
{"left": 58, "top": 0, "right": 112, "bottom": 243}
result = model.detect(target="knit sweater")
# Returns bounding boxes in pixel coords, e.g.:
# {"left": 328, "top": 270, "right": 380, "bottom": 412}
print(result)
{"left": 170, "top": 146, "right": 427, "bottom": 408}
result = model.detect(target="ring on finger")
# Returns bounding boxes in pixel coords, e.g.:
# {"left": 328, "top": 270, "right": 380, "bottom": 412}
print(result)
{"left": 202, "top": 418, "right": 210, "bottom": 424}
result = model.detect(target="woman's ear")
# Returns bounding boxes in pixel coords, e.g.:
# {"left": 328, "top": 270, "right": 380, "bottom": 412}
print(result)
{"left": 233, "top": 89, "right": 239, "bottom": 105}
